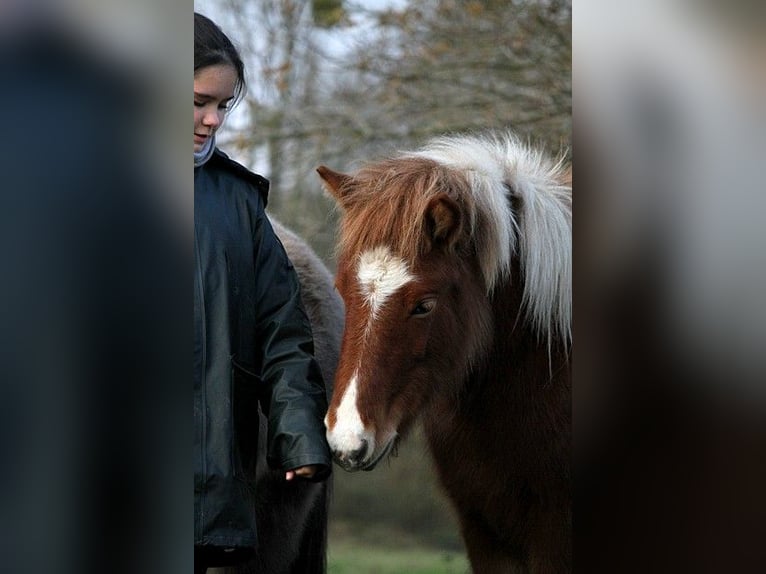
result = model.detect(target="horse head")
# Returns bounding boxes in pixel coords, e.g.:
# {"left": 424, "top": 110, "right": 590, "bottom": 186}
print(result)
{"left": 317, "top": 160, "right": 494, "bottom": 471}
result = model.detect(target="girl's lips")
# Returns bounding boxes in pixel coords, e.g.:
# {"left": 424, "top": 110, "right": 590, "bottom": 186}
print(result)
{"left": 194, "top": 133, "right": 208, "bottom": 143}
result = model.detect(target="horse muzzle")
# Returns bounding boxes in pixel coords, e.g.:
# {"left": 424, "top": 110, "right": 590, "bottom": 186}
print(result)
{"left": 330, "top": 434, "right": 397, "bottom": 472}
{"left": 332, "top": 438, "right": 369, "bottom": 472}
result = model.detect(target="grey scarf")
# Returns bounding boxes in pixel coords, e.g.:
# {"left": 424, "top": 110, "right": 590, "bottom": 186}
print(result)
{"left": 194, "top": 135, "right": 215, "bottom": 168}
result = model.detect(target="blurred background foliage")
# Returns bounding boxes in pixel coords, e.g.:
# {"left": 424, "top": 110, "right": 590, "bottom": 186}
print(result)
{"left": 195, "top": 0, "right": 570, "bottom": 565}
{"left": 196, "top": 0, "right": 570, "bottom": 266}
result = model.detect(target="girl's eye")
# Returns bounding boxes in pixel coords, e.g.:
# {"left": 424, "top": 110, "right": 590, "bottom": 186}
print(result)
{"left": 218, "top": 103, "right": 229, "bottom": 111}
{"left": 194, "top": 100, "right": 204, "bottom": 107}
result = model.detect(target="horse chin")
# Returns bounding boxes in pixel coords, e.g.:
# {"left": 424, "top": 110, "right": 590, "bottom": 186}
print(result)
{"left": 331, "top": 433, "right": 399, "bottom": 472}
{"left": 361, "top": 435, "right": 397, "bottom": 472}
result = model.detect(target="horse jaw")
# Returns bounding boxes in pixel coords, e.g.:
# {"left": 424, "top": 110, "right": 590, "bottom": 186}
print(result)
{"left": 360, "top": 435, "right": 397, "bottom": 471}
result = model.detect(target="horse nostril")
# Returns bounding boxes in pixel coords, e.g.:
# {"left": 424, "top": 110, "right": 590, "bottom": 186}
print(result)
{"left": 349, "top": 439, "right": 368, "bottom": 463}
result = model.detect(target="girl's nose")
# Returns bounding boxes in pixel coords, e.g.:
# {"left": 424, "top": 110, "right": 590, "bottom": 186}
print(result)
{"left": 203, "top": 111, "right": 220, "bottom": 129}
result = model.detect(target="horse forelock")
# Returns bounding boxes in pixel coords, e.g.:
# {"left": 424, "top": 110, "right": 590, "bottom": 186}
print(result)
{"left": 336, "top": 157, "right": 476, "bottom": 268}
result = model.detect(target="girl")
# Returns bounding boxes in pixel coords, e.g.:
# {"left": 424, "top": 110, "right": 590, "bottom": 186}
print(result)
{"left": 193, "top": 12, "right": 331, "bottom": 573}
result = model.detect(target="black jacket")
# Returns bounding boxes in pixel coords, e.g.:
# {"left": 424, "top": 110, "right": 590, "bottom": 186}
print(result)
{"left": 194, "top": 149, "right": 331, "bottom": 550}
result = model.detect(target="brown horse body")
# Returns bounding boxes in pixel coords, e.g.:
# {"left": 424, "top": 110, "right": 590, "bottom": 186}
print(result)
{"left": 319, "top": 132, "right": 571, "bottom": 573}
{"left": 424, "top": 263, "right": 571, "bottom": 572}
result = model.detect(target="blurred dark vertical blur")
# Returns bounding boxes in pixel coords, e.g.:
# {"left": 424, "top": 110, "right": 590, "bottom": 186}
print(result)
{"left": 0, "top": 2, "right": 190, "bottom": 574}
{"left": 575, "top": 1, "right": 766, "bottom": 572}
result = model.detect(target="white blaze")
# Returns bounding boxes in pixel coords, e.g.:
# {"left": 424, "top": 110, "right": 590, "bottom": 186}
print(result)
{"left": 327, "top": 246, "right": 415, "bottom": 462}
{"left": 326, "top": 371, "right": 374, "bottom": 454}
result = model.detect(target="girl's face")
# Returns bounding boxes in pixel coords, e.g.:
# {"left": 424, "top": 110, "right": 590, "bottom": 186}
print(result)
{"left": 194, "top": 64, "right": 238, "bottom": 152}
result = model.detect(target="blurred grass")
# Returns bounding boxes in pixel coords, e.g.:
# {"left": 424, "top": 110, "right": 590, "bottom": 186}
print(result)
{"left": 328, "top": 531, "right": 469, "bottom": 574}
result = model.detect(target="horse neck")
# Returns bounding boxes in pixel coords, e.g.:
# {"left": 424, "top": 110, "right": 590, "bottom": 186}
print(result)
{"left": 422, "top": 259, "right": 571, "bottom": 478}
{"left": 484, "top": 259, "right": 570, "bottom": 397}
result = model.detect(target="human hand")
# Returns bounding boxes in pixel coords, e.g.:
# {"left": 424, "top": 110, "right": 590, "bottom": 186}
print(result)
{"left": 285, "top": 465, "right": 320, "bottom": 481}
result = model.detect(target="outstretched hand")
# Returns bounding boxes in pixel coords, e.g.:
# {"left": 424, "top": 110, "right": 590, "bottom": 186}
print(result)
{"left": 285, "top": 465, "right": 320, "bottom": 481}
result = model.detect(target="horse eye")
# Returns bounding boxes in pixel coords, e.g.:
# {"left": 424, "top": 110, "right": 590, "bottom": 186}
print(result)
{"left": 411, "top": 299, "right": 436, "bottom": 316}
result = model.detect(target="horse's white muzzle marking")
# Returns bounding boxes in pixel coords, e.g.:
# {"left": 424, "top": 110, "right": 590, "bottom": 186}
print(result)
{"left": 325, "top": 372, "right": 377, "bottom": 470}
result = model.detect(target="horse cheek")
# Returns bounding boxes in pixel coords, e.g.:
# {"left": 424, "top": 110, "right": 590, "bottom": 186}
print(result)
{"left": 410, "top": 322, "right": 430, "bottom": 359}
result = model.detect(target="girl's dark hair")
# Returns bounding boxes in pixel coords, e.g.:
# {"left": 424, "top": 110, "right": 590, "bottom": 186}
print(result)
{"left": 194, "top": 12, "right": 246, "bottom": 106}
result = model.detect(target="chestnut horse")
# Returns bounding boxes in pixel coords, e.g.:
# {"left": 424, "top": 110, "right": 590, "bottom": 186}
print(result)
{"left": 214, "top": 217, "right": 343, "bottom": 574}
{"left": 318, "top": 132, "right": 571, "bottom": 573}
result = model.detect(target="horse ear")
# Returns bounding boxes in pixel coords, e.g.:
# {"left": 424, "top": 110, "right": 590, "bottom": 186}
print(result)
{"left": 316, "top": 166, "right": 353, "bottom": 202}
{"left": 425, "top": 194, "right": 462, "bottom": 251}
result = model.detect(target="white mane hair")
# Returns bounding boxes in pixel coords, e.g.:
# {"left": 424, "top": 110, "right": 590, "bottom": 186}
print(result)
{"left": 409, "top": 131, "right": 572, "bottom": 347}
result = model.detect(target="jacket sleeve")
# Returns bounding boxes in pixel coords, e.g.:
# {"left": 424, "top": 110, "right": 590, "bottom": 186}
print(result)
{"left": 250, "top": 199, "right": 332, "bottom": 479}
